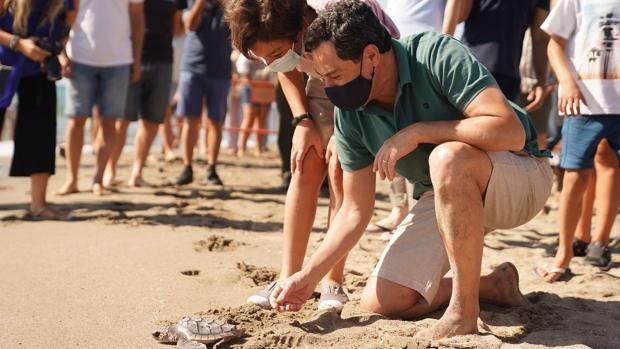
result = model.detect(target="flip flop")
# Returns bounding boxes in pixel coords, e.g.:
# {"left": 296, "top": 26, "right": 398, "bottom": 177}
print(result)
{"left": 533, "top": 264, "right": 571, "bottom": 283}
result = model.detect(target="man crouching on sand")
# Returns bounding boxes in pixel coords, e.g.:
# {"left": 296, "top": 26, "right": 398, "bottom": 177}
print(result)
{"left": 269, "top": 0, "right": 553, "bottom": 340}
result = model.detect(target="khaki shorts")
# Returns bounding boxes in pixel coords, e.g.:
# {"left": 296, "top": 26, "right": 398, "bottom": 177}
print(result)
{"left": 371, "top": 151, "right": 553, "bottom": 304}
{"left": 306, "top": 77, "right": 334, "bottom": 147}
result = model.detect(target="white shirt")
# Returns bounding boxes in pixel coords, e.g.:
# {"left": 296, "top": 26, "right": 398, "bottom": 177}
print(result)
{"left": 541, "top": 0, "right": 620, "bottom": 115}
{"left": 67, "top": 0, "right": 144, "bottom": 67}
{"left": 384, "top": 0, "right": 447, "bottom": 37}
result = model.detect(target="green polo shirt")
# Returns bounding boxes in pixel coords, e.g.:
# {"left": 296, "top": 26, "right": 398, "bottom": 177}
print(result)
{"left": 335, "top": 32, "right": 548, "bottom": 199}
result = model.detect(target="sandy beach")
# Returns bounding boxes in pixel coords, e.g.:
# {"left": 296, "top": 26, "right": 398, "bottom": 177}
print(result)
{"left": 1, "top": 148, "right": 619, "bottom": 348}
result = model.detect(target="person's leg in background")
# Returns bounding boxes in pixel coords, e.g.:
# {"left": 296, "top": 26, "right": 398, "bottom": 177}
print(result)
{"left": 583, "top": 137, "right": 620, "bottom": 270}
{"left": 544, "top": 116, "right": 603, "bottom": 282}
{"left": 203, "top": 77, "right": 231, "bottom": 185}
{"left": 129, "top": 62, "right": 173, "bottom": 187}
{"left": 254, "top": 103, "right": 269, "bottom": 156}
{"left": 160, "top": 91, "right": 180, "bottom": 161}
{"left": 237, "top": 84, "right": 255, "bottom": 157}
{"left": 175, "top": 71, "right": 204, "bottom": 185}
{"left": 92, "top": 65, "right": 130, "bottom": 195}
{"left": 12, "top": 75, "right": 70, "bottom": 219}
{"left": 275, "top": 82, "right": 293, "bottom": 189}
{"left": 366, "top": 175, "right": 410, "bottom": 232}
{"left": 57, "top": 62, "right": 97, "bottom": 195}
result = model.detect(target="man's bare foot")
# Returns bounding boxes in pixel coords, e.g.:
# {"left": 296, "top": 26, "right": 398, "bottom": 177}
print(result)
{"left": 415, "top": 310, "right": 479, "bottom": 340}
{"left": 55, "top": 182, "right": 79, "bottom": 196}
{"left": 28, "top": 205, "right": 72, "bottom": 221}
{"left": 483, "top": 262, "right": 529, "bottom": 307}
{"left": 92, "top": 183, "right": 110, "bottom": 196}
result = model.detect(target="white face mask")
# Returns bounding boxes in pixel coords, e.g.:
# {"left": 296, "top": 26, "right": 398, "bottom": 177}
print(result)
{"left": 253, "top": 42, "right": 301, "bottom": 73}
{"left": 266, "top": 48, "right": 301, "bottom": 72}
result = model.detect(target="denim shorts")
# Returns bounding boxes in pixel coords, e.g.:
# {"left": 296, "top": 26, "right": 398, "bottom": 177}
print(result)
{"left": 561, "top": 115, "right": 620, "bottom": 169}
{"left": 66, "top": 62, "right": 131, "bottom": 118}
{"left": 124, "top": 62, "right": 172, "bottom": 124}
{"left": 176, "top": 71, "right": 231, "bottom": 122}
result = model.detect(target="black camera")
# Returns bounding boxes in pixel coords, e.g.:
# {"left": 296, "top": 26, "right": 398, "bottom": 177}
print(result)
{"left": 35, "top": 38, "right": 63, "bottom": 81}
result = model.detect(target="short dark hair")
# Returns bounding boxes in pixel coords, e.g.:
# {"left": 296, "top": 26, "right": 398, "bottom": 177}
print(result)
{"left": 226, "top": 0, "right": 306, "bottom": 57}
{"left": 304, "top": 0, "right": 392, "bottom": 61}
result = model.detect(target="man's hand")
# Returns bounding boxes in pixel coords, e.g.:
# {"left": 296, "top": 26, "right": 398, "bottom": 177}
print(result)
{"left": 373, "top": 126, "right": 419, "bottom": 181}
{"left": 59, "top": 52, "right": 73, "bottom": 78}
{"left": 269, "top": 271, "right": 317, "bottom": 312}
{"left": 558, "top": 79, "right": 587, "bottom": 116}
{"left": 131, "top": 62, "right": 142, "bottom": 83}
{"left": 16, "top": 37, "right": 50, "bottom": 62}
{"left": 524, "top": 84, "right": 547, "bottom": 112}
{"left": 291, "top": 119, "right": 324, "bottom": 174}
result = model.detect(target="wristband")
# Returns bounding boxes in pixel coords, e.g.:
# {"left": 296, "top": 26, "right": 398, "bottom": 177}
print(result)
{"left": 291, "top": 112, "right": 313, "bottom": 127}
{"left": 8, "top": 35, "right": 19, "bottom": 51}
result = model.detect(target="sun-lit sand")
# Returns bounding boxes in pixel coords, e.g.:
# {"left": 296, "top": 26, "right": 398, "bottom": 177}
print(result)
{"left": 1, "top": 149, "right": 618, "bottom": 348}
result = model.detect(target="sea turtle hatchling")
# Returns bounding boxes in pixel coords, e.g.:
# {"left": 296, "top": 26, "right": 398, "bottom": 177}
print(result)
{"left": 153, "top": 316, "right": 244, "bottom": 349}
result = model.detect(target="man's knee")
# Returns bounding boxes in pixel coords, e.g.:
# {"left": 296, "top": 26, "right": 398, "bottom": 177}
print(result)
{"left": 429, "top": 142, "right": 491, "bottom": 192}
{"left": 360, "top": 277, "right": 420, "bottom": 318}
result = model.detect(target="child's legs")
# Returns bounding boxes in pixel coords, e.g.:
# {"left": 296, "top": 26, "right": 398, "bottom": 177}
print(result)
{"left": 555, "top": 116, "right": 605, "bottom": 268}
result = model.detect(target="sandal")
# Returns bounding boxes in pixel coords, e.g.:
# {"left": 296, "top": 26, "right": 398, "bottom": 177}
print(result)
{"left": 533, "top": 264, "right": 571, "bottom": 283}
{"left": 584, "top": 241, "right": 613, "bottom": 271}
{"left": 572, "top": 238, "right": 590, "bottom": 257}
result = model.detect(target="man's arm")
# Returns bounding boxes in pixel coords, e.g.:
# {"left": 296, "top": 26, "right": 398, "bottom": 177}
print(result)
{"left": 271, "top": 165, "right": 376, "bottom": 311}
{"left": 374, "top": 86, "right": 525, "bottom": 180}
{"left": 414, "top": 87, "right": 525, "bottom": 151}
{"left": 173, "top": 9, "right": 184, "bottom": 37}
{"left": 524, "top": 7, "right": 550, "bottom": 111}
{"left": 129, "top": 2, "right": 145, "bottom": 83}
{"left": 442, "top": 0, "right": 472, "bottom": 35}
{"left": 184, "top": 0, "right": 205, "bottom": 32}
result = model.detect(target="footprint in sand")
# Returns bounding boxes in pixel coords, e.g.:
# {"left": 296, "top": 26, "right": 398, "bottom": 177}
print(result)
{"left": 194, "top": 235, "right": 245, "bottom": 252}
{"left": 180, "top": 270, "right": 201, "bottom": 276}
{"left": 236, "top": 262, "right": 277, "bottom": 286}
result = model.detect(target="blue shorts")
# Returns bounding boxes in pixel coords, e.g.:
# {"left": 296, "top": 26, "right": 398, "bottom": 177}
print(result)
{"left": 561, "top": 115, "right": 620, "bottom": 169}
{"left": 66, "top": 62, "right": 131, "bottom": 118}
{"left": 124, "top": 62, "right": 172, "bottom": 124}
{"left": 176, "top": 71, "right": 231, "bottom": 122}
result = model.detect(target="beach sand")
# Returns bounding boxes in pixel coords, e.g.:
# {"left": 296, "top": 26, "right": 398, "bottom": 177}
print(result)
{"left": 0, "top": 149, "right": 619, "bottom": 348}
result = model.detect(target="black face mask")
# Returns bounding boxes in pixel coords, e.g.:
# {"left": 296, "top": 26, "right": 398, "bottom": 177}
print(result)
{"left": 324, "top": 56, "right": 374, "bottom": 111}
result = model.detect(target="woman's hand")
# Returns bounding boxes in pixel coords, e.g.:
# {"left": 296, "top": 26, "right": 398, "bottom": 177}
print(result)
{"left": 16, "top": 37, "right": 50, "bottom": 62}
{"left": 291, "top": 119, "right": 324, "bottom": 174}
{"left": 269, "top": 271, "right": 317, "bottom": 312}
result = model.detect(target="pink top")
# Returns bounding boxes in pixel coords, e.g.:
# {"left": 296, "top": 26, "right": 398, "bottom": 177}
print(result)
{"left": 307, "top": 0, "right": 400, "bottom": 39}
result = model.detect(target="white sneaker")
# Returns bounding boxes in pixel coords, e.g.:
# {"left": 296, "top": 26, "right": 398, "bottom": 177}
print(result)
{"left": 246, "top": 281, "right": 277, "bottom": 309}
{"left": 318, "top": 284, "right": 349, "bottom": 313}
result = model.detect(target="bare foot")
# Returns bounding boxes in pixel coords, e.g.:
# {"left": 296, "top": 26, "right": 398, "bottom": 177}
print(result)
{"left": 128, "top": 176, "right": 152, "bottom": 188}
{"left": 92, "top": 183, "right": 110, "bottom": 196}
{"left": 28, "top": 205, "right": 72, "bottom": 221}
{"left": 55, "top": 182, "right": 79, "bottom": 196}
{"left": 484, "top": 262, "right": 529, "bottom": 307}
{"left": 366, "top": 205, "right": 409, "bottom": 232}
{"left": 103, "top": 170, "right": 116, "bottom": 188}
{"left": 416, "top": 310, "right": 479, "bottom": 339}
